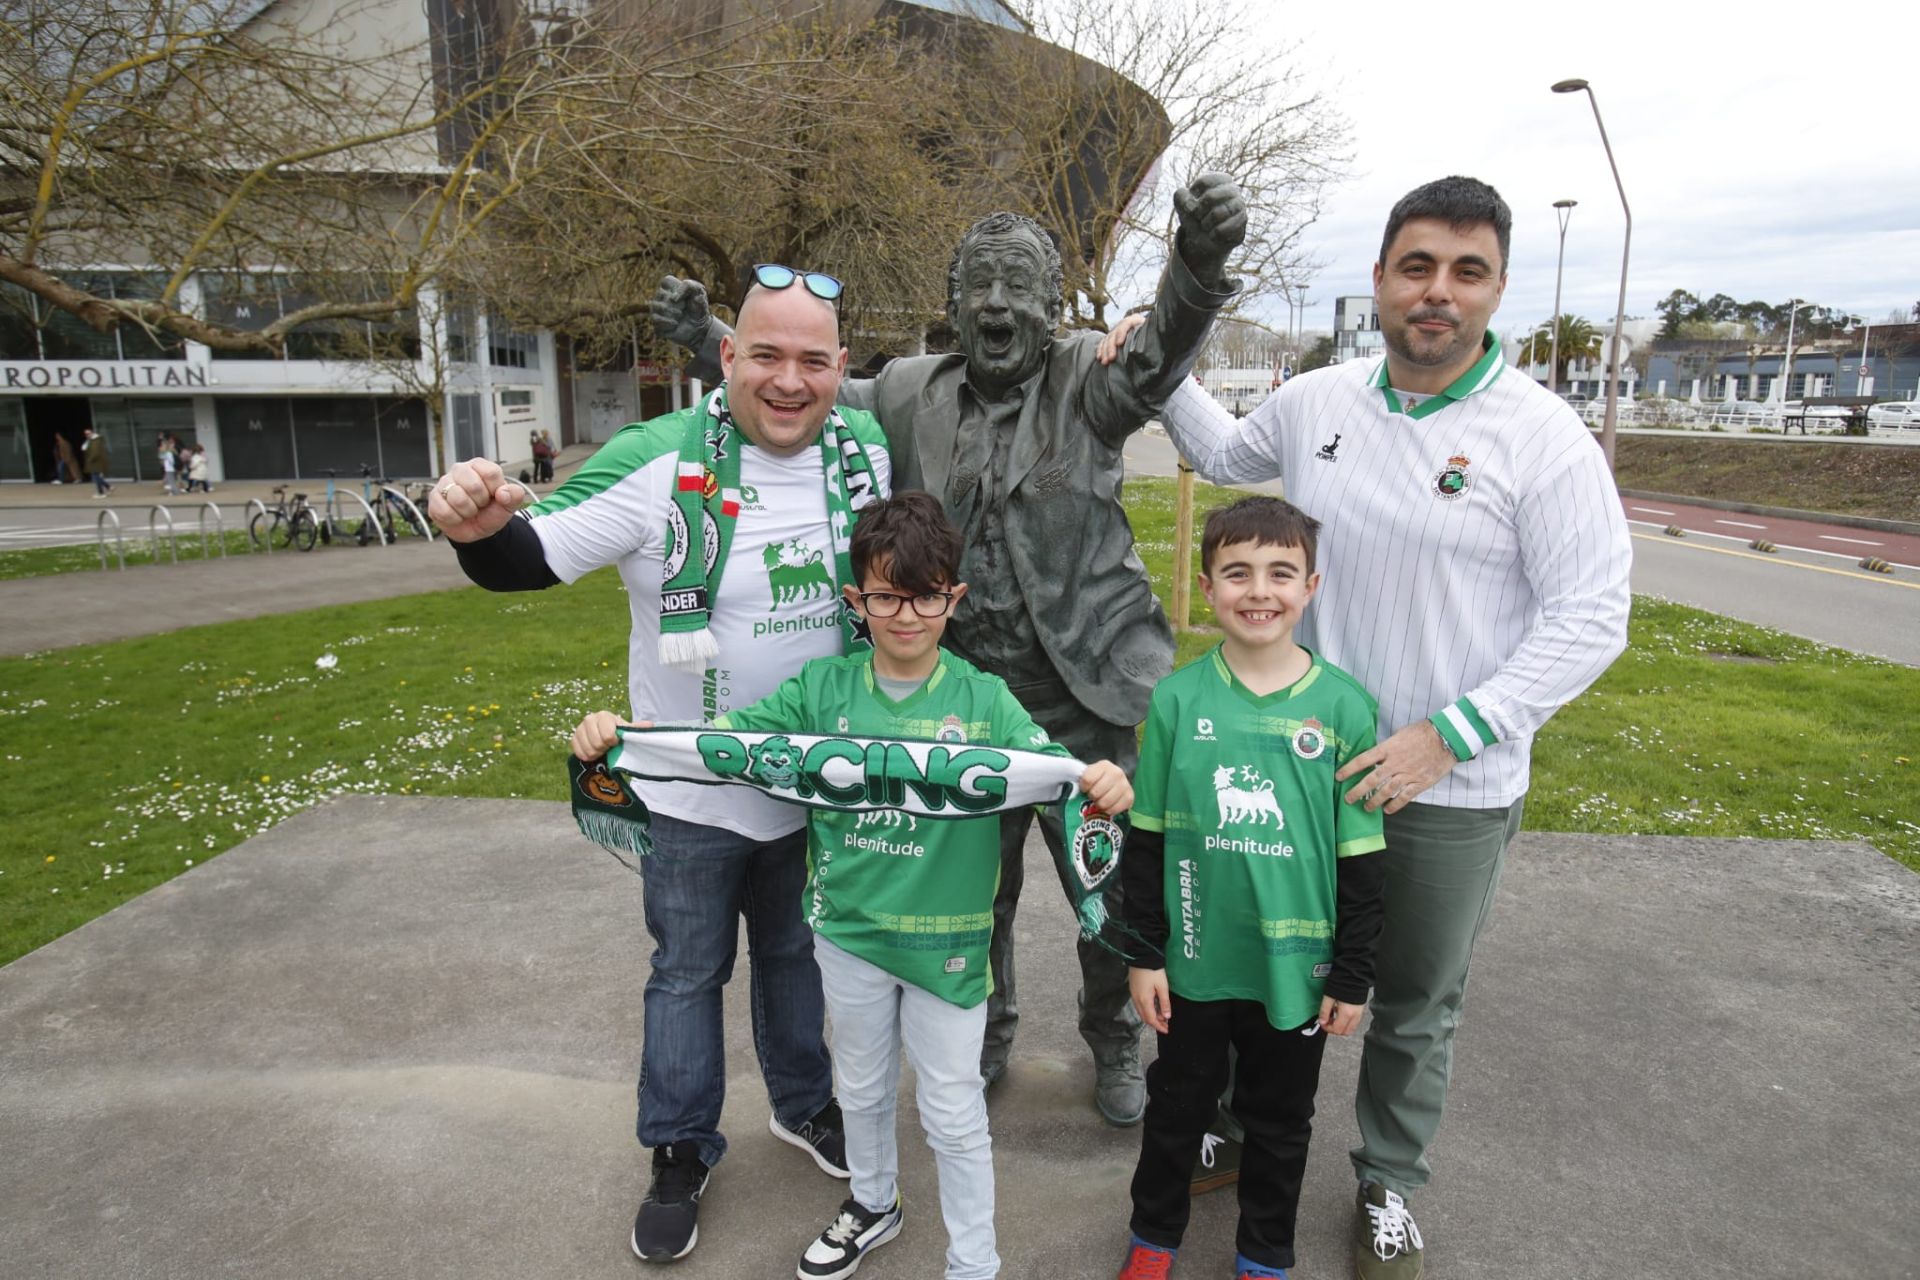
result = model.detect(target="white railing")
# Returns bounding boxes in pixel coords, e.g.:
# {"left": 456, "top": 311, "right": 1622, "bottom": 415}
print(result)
{"left": 148, "top": 505, "right": 179, "bottom": 564}
{"left": 244, "top": 498, "right": 271, "bottom": 554}
{"left": 197, "top": 502, "right": 227, "bottom": 559}
{"left": 95, "top": 509, "right": 125, "bottom": 571}
{"left": 1571, "top": 401, "right": 1852, "bottom": 433}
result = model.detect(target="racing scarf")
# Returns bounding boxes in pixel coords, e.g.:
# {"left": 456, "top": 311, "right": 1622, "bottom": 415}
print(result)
{"left": 568, "top": 727, "right": 1143, "bottom": 956}
{"left": 658, "top": 388, "right": 881, "bottom": 672}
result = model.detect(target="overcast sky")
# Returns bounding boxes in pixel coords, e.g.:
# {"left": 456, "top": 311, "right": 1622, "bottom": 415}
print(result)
{"left": 1252, "top": 0, "right": 1918, "bottom": 339}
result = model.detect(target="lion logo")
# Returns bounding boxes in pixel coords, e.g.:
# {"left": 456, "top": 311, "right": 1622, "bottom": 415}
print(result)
{"left": 745, "top": 735, "right": 803, "bottom": 790}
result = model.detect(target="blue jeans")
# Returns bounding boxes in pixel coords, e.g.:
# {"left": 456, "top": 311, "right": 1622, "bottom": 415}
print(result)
{"left": 636, "top": 812, "right": 833, "bottom": 1169}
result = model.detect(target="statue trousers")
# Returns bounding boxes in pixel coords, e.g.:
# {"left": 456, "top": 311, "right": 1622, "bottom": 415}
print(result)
{"left": 984, "top": 673, "right": 1142, "bottom": 1069}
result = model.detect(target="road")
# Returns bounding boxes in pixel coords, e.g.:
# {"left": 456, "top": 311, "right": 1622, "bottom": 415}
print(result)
{"left": 1123, "top": 428, "right": 1920, "bottom": 666}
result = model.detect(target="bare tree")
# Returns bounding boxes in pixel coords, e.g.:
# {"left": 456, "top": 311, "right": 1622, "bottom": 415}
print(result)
{"left": 0, "top": 0, "right": 788, "bottom": 359}
{"left": 469, "top": 12, "right": 975, "bottom": 363}
{"left": 942, "top": 0, "right": 1349, "bottom": 329}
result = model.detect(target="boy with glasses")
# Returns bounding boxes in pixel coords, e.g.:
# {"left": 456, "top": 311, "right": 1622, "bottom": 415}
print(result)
{"left": 573, "top": 491, "right": 1133, "bottom": 1279}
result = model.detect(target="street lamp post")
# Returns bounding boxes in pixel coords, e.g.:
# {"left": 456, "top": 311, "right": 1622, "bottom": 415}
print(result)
{"left": 1553, "top": 79, "right": 1630, "bottom": 470}
{"left": 1778, "top": 298, "right": 1806, "bottom": 408}
{"left": 1548, "top": 198, "right": 1577, "bottom": 394}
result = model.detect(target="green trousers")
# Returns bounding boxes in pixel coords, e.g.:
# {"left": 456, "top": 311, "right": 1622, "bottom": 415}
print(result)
{"left": 1350, "top": 797, "right": 1524, "bottom": 1197}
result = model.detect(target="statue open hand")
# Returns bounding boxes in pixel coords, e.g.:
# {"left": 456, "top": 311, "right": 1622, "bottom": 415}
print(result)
{"left": 1173, "top": 172, "right": 1247, "bottom": 288}
{"left": 650, "top": 275, "right": 711, "bottom": 350}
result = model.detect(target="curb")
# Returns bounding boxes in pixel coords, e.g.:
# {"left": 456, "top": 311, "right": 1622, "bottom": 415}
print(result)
{"left": 1616, "top": 489, "right": 1920, "bottom": 538}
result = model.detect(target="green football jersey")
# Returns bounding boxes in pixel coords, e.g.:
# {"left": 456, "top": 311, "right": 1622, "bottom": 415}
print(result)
{"left": 1132, "top": 647, "right": 1386, "bottom": 1029}
{"left": 716, "top": 649, "right": 1068, "bottom": 1007}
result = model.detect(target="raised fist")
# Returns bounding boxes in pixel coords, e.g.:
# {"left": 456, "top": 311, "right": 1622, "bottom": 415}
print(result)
{"left": 426, "top": 457, "right": 533, "bottom": 544}
{"left": 1172, "top": 173, "right": 1247, "bottom": 289}
{"left": 650, "top": 275, "right": 712, "bottom": 351}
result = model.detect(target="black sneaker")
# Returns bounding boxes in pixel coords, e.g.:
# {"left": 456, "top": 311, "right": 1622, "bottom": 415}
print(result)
{"left": 630, "top": 1141, "right": 711, "bottom": 1262}
{"left": 797, "top": 1194, "right": 903, "bottom": 1279}
{"left": 770, "top": 1099, "right": 851, "bottom": 1178}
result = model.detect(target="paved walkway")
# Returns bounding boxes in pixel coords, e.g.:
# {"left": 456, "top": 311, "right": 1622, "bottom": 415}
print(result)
{"left": 0, "top": 538, "right": 473, "bottom": 655}
{"left": 2, "top": 796, "right": 1914, "bottom": 1278}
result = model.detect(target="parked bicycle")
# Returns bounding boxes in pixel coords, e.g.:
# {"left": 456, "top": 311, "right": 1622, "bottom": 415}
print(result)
{"left": 338, "top": 464, "right": 434, "bottom": 545}
{"left": 248, "top": 485, "right": 320, "bottom": 552}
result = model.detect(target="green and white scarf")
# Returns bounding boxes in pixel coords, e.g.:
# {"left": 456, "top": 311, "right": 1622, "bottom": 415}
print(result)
{"left": 659, "top": 388, "right": 881, "bottom": 672}
{"left": 568, "top": 727, "right": 1142, "bottom": 954}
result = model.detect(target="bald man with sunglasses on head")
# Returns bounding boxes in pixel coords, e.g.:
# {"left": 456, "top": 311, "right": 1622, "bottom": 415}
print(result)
{"left": 428, "top": 265, "right": 892, "bottom": 1264}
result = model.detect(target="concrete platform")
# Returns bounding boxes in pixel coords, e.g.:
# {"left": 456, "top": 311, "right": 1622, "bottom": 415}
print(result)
{"left": 2, "top": 798, "right": 1915, "bottom": 1279}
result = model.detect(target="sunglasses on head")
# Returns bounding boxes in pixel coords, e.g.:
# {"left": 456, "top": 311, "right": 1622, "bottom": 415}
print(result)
{"left": 751, "top": 263, "right": 844, "bottom": 302}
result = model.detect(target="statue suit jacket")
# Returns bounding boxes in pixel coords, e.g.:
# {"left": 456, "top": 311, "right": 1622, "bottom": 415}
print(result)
{"left": 691, "top": 249, "right": 1235, "bottom": 728}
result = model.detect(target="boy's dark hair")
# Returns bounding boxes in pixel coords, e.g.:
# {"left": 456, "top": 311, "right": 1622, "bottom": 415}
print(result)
{"left": 1379, "top": 176, "right": 1512, "bottom": 276}
{"left": 850, "top": 490, "right": 963, "bottom": 595}
{"left": 1201, "top": 496, "right": 1321, "bottom": 576}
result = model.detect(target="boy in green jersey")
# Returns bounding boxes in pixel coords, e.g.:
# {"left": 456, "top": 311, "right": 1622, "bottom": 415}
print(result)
{"left": 574, "top": 490, "right": 1131, "bottom": 1280}
{"left": 1114, "top": 496, "right": 1386, "bottom": 1280}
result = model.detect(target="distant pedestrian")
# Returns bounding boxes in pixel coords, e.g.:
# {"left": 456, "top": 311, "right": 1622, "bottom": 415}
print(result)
{"left": 157, "top": 433, "right": 177, "bottom": 495}
{"left": 83, "top": 427, "right": 112, "bottom": 496}
{"left": 187, "top": 445, "right": 211, "bottom": 493}
{"left": 529, "top": 428, "right": 555, "bottom": 483}
{"left": 52, "top": 433, "right": 80, "bottom": 484}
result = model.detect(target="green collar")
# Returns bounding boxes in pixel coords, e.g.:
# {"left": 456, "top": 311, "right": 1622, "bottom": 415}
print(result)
{"left": 1371, "top": 331, "right": 1504, "bottom": 420}
{"left": 1208, "top": 645, "right": 1323, "bottom": 706}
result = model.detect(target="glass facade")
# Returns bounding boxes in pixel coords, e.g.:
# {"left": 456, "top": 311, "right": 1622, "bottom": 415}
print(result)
{"left": 450, "top": 392, "right": 485, "bottom": 461}
{"left": 213, "top": 396, "right": 432, "bottom": 480}
{"left": 0, "top": 398, "right": 28, "bottom": 481}
{"left": 1, "top": 274, "right": 189, "bottom": 361}
{"left": 200, "top": 273, "right": 420, "bottom": 363}
{"left": 487, "top": 316, "right": 539, "bottom": 370}
{"left": 90, "top": 398, "right": 197, "bottom": 483}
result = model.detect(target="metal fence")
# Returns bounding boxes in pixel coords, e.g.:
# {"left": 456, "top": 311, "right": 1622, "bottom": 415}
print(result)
{"left": 1574, "top": 400, "right": 1920, "bottom": 437}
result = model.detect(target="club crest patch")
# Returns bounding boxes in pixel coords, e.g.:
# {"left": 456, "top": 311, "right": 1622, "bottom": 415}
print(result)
{"left": 936, "top": 715, "right": 968, "bottom": 743}
{"left": 1292, "top": 717, "right": 1326, "bottom": 760}
{"left": 1070, "top": 800, "right": 1122, "bottom": 891}
{"left": 1433, "top": 454, "right": 1472, "bottom": 501}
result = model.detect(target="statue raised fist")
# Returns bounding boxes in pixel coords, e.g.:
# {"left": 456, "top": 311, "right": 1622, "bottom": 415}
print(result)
{"left": 1172, "top": 172, "right": 1247, "bottom": 291}
{"left": 650, "top": 275, "right": 712, "bottom": 350}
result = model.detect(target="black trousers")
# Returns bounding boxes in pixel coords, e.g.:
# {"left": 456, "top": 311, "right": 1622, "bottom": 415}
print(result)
{"left": 1128, "top": 994, "right": 1328, "bottom": 1269}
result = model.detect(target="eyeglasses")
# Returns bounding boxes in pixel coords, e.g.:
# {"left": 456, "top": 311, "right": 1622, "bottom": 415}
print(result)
{"left": 857, "top": 590, "right": 954, "bottom": 618}
{"left": 751, "top": 263, "right": 844, "bottom": 302}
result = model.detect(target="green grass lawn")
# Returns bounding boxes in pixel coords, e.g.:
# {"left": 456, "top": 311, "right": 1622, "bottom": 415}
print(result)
{"left": 2, "top": 475, "right": 1913, "bottom": 966}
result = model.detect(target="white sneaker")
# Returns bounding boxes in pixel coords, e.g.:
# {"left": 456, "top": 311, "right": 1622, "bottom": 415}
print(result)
{"left": 797, "top": 1195, "right": 902, "bottom": 1280}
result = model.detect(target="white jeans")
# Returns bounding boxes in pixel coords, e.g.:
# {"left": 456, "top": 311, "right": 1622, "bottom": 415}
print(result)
{"left": 814, "top": 934, "right": 999, "bottom": 1279}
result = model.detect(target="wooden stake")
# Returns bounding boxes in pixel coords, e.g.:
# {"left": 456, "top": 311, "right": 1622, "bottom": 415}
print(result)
{"left": 1170, "top": 460, "right": 1195, "bottom": 631}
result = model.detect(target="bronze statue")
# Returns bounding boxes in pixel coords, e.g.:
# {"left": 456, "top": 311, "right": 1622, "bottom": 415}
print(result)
{"left": 652, "top": 175, "right": 1246, "bottom": 1124}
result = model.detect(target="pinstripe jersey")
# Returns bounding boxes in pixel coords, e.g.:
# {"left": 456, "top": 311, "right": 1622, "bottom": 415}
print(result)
{"left": 1157, "top": 334, "right": 1631, "bottom": 807}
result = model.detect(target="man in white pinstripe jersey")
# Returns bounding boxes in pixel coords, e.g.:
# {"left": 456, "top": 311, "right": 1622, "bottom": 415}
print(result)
{"left": 1104, "top": 176, "right": 1632, "bottom": 1278}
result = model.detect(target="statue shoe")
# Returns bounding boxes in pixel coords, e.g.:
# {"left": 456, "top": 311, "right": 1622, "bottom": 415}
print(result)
{"left": 1091, "top": 1044, "right": 1146, "bottom": 1127}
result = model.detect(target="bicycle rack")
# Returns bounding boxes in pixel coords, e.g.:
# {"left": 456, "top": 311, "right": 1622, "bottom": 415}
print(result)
{"left": 244, "top": 498, "right": 271, "bottom": 554}
{"left": 148, "top": 505, "right": 179, "bottom": 565}
{"left": 95, "top": 508, "right": 125, "bottom": 571}
{"left": 197, "top": 502, "right": 228, "bottom": 559}
{"left": 327, "top": 488, "right": 391, "bottom": 547}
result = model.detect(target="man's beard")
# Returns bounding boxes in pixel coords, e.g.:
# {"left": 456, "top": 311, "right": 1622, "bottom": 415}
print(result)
{"left": 1385, "top": 307, "right": 1477, "bottom": 369}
